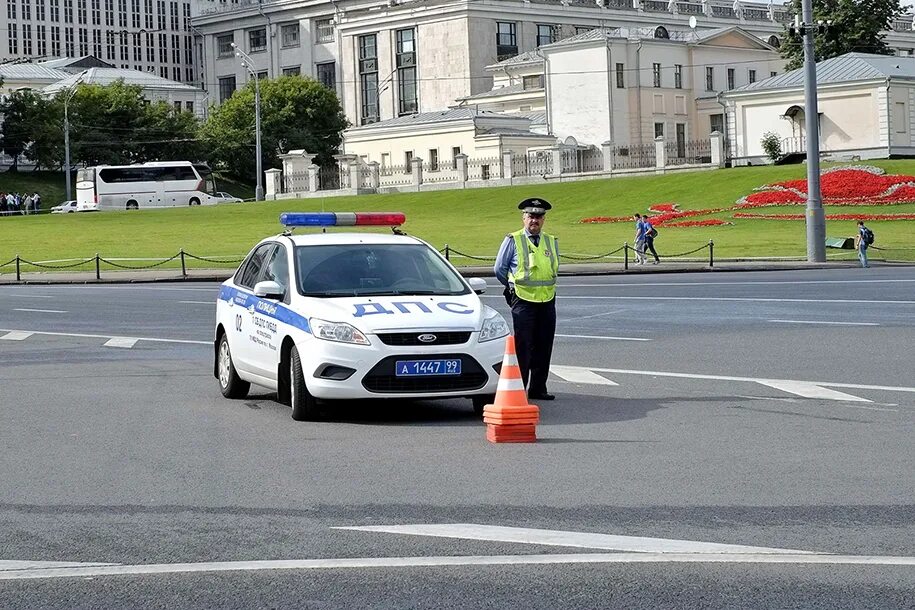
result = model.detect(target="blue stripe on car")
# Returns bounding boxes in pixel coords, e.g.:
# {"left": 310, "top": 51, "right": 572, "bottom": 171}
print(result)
{"left": 219, "top": 285, "right": 311, "bottom": 334}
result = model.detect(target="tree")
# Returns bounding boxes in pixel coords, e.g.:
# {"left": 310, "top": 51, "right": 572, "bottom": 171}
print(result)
{"left": 0, "top": 90, "right": 46, "bottom": 171}
{"left": 760, "top": 132, "right": 783, "bottom": 162}
{"left": 781, "top": 0, "right": 905, "bottom": 70}
{"left": 201, "top": 75, "right": 350, "bottom": 182}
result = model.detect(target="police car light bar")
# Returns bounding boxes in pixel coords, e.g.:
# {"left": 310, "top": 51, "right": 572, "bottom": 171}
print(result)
{"left": 280, "top": 212, "right": 406, "bottom": 227}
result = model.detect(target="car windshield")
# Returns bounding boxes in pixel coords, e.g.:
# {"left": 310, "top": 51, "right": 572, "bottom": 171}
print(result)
{"left": 294, "top": 243, "right": 469, "bottom": 297}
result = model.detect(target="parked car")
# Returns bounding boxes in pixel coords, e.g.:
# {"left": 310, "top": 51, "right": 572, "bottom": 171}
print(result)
{"left": 213, "top": 192, "right": 243, "bottom": 203}
{"left": 50, "top": 200, "right": 79, "bottom": 213}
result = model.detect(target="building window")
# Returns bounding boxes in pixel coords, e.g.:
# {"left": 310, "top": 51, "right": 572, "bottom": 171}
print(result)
{"left": 359, "top": 34, "right": 379, "bottom": 125}
{"left": 404, "top": 150, "right": 413, "bottom": 172}
{"left": 452, "top": 146, "right": 461, "bottom": 169}
{"left": 748, "top": 69, "right": 756, "bottom": 84}
{"left": 174, "top": 101, "right": 183, "bottom": 112}
{"left": 616, "top": 63, "right": 624, "bottom": 88}
{"left": 522, "top": 74, "right": 544, "bottom": 90}
{"left": 770, "top": 71, "right": 777, "bottom": 78}
{"left": 218, "top": 75, "right": 236, "bottom": 103}
{"left": 575, "top": 26, "right": 594, "bottom": 34}
{"left": 654, "top": 122, "right": 664, "bottom": 138}
{"left": 316, "top": 61, "right": 335, "bottom": 91}
{"left": 727, "top": 67, "right": 735, "bottom": 90}
{"left": 428, "top": 149, "right": 439, "bottom": 171}
{"left": 315, "top": 18, "right": 334, "bottom": 43}
{"left": 710, "top": 113, "right": 724, "bottom": 135}
{"left": 282, "top": 66, "right": 301, "bottom": 76}
{"left": 281, "top": 23, "right": 299, "bottom": 47}
{"left": 496, "top": 21, "right": 517, "bottom": 60}
{"left": 8, "top": 24, "right": 18, "bottom": 54}
{"left": 652, "top": 63, "right": 661, "bottom": 87}
{"left": 767, "top": 35, "right": 780, "bottom": 49}
{"left": 256, "top": 71, "right": 268, "bottom": 80}
{"left": 396, "top": 28, "right": 417, "bottom": 116}
{"left": 705, "top": 67, "right": 714, "bottom": 91}
{"left": 536, "top": 24, "right": 558, "bottom": 47}
{"left": 674, "top": 64, "right": 682, "bottom": 89}
{"left": 185, "top": 101, "right": 193, "bottom": 113}
{"left": 248, "top": 28, "right": 266, "bottom": 53}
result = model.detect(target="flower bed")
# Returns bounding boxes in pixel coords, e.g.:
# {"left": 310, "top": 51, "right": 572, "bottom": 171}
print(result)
{"left": 737, "top": 166, "right": 915, "bottom": 207}
{"left": 581, "top": 203, "right": 729, "bottom": 226}
{"left": 733, "top": 212, "right": 915, "bottom": 221}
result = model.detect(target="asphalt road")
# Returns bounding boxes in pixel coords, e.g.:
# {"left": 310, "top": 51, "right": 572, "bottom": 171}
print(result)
{"left": 1, "top": 267, "right": 914, "bottom": 609}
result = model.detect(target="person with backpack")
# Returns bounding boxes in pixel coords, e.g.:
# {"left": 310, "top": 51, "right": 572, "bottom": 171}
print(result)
{"left": 854, "top": 220, "right": 873, "bottom": 268}
{"left": 633, "top": 213, "right": 648, "bottom": 265}
{"left": 643, "top": 215, "right": 660, "bottom": 265}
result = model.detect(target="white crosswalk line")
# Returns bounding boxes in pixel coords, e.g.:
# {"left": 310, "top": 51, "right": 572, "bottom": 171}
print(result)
{"left": 551, "top": 365, "right": 619, "bottom": 386}
{"left": 103, "top": 337, "right": 139, "bottom": 349}
{"left": 756, "top": 380, "right": 871, "bottom": 403}
{"left": 0, "top": 331, "right": 33, "bottom": 341}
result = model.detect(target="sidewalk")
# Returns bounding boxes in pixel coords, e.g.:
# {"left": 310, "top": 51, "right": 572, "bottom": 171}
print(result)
{"left": 0, "top": 259, "right": 893, "bottom": 285}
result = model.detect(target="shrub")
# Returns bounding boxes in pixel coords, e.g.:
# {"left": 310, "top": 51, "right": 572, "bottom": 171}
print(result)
{"left": 760, "top": 132, "right": 782, "bottom": 163}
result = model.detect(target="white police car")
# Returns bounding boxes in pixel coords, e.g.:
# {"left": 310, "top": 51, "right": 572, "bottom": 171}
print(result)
{"left": 214, "top": 212, "right": 509, "bottom": 420}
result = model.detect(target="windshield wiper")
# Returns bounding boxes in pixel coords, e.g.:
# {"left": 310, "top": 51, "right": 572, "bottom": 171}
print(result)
{"left": 355, "top": 289, "right": 441, "bottom": 296}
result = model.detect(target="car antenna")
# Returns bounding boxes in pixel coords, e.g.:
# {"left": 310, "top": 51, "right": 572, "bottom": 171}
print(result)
{"left": 392, "top": 226, "right": 407, "bottom": 236}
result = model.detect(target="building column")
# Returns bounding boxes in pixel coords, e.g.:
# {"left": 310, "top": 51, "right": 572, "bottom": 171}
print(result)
{"left": 601, "top": 140, "right": 614, "bottom": 172}
{"left": 307, "top": 164, "right": 319, "bottom": 192}
{"left": 411, "top": 157, "right": 424, "bottom": 189}
{"left": 710, "top": 131, "right": 725, "bottom": 168}
{"left": 455, "top": 153, "right": 469, "bottom": 184}
{"left": 655, "top": 136, "right": 666, "bottom": 171}
{"left": 368, "top": 161, "right": 380, "bottom": 189}
{"left": 264, "top": 168, "right": 282, "bottom": 199}
{"left": 502, "top": 150, "right": 514, "bottom": 182}
{"left": 550, "top": 146, "right": 564, "bottom": 176}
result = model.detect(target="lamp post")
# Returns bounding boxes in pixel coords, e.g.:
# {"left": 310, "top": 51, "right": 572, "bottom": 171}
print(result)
{"left": 63, "top": 73, "right": 85, "bottom": 202}
{"left": 231, "top": 42, "right": 264, "bottom": 201}
{"left": 789, "top": 7, "right": 831, "bottom": 262}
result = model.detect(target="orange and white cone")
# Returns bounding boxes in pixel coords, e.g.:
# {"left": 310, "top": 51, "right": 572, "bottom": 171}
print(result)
{"left": 483, "top": 335, "right": 539, "bottom": 443}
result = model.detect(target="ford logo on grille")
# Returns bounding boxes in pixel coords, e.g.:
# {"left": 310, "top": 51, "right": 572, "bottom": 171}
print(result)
{"left": 417, "top": 334, "right": 437, "bottom": 343}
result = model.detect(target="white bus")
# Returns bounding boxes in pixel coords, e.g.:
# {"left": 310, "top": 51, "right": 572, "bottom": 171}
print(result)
{"left": 76, "top": 161, "right": 214, "bottom": 211}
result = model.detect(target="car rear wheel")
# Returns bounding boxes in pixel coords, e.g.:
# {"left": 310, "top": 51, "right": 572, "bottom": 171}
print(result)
{"left": 472, "top": 394, "right": 495, "bottom": 417}
{"left": 126, "top": 200, "right": 139, "bottom": 210}
{"left": 290, "top": 345, "right": 319, "bottom": 421}
{"left": 189, "top": 197, "right": 200, "bottom": 206}
{"left": 218, "top": 334, "right": 250, "bottom": 399}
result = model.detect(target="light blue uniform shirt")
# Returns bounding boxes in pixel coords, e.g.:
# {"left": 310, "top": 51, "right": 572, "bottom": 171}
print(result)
{"left": 493, "top": 230, "right": 560, "bottom": 287}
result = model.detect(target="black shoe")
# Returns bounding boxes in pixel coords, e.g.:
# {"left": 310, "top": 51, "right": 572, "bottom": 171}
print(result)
{"left": 529, "top": 392, "right": 555, "bottom": 401}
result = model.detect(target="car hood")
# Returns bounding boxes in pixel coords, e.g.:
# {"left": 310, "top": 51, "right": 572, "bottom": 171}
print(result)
{"left": 301, "top": 294, "right": 486, "bottom": 333}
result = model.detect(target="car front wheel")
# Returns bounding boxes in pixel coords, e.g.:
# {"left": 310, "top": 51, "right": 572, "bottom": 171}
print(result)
{"left": 472, "top": 394, "right": 495, "bottom": 417}
{"left": 289, "top": 345, "right": 320, "bottom": 421}
{"left": 218, "top": 334, "right": 250, "bottom": 398}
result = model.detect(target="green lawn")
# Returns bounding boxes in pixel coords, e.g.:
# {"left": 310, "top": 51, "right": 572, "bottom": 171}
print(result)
{"left": 1, "top": 161, "right": 914, "bottom": 272}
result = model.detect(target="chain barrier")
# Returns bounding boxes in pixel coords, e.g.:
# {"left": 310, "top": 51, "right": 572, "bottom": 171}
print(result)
{"left": 0, "top": 257, "right": 17, "bottom": 269}
{"left": 559, "top": 246, "right": 626, "bottom": 261}
{"left": 446, "top": 248, "right": 498, "bottom": 262}
{"left": 184, "top": 253, "right": 246, "bottom": 264}
{"left": 18, "top": 257, "right": 95, "bottom": 270}
{"left": 631, "top": 243, "right": 711, "bottom": 258}
{"left": 98, "top": 253, "right": 181, "bottom": 270}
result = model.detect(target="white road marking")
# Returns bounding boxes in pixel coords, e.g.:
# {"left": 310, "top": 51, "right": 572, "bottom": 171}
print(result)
{"left": 549, "top": 365, "right": 915, "bottom": 401}
{"left": 0, "top": 331, "right": 33, "bottom": 341}
{"left": 769, "top": 319, "right": 880, "bottom": 326}
{"left": 755, "top": 380, "right": 872, "bottom": 403}
{"left": 179, "top": 300, "right": 213, "bottom": 305}
{"left": 550, "top": 365, "right": 619, "bottom": 386}
{"left": 556, "top": 333, "right": 650, "bottom": 342}
{"left": 564, "top": 309, "right": 625, "bottom": 321}
{"left": 103, "top": 337, "right": 140, "bottom": 349}
{"left": 6, "top": 552, "right": 915, "bottom": 580}
{"left": 0, "top": 560, "right": 116, "bottom": 571}
{"left": 12, "top": 308, "right": 67, "bottom": 313}
{"left": 0, "top": 328, "right": 209, "bottom": 346}
{"left": 336, "top": 524, "right": 813, "bottom": 554}
{"left": 5, "top": 294, "right": 54, "bottom": 298}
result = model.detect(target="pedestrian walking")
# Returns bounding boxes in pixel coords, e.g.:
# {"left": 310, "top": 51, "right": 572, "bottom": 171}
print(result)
{"left": 643, "top": 214, "right": 660, "bottom": 264}
{"left": 23, "top": 194, "right": 33, "bottom": 215}
{"left": 633, "top": 213, "right": 647, "bottom": 265}
{"left": 32, "top": 192, "right": 41, "bottom": 214}
{"left": 494, "top": 197, "right": 560, "bottom": 400}
{"left": 854, "top": 220, "right": 873, "bottom": 268}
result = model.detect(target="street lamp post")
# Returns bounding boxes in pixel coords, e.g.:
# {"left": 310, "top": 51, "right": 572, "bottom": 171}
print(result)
{"left": 231, "top": 43, "right": 264, "bottom": 201}
{"left": 63, "top": 74, "right": 84, "bottom": 202}
{"left": 789, "top": 5, "right": 831, "bottom": 262}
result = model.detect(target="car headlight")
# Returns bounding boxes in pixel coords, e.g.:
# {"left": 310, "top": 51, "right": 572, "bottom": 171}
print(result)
{"left": 479, "top": 308, "right": 510, "bottom": 343}
{"left": 309, "top": 318, "right": 370, "bottom": 345}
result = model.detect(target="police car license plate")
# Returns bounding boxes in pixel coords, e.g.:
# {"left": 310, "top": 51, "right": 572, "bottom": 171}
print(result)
{"left": 395, "top": 359, "right": 462, "bottom": 376}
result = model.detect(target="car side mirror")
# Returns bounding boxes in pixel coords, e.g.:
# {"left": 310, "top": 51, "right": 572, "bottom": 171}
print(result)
{"left": 254, "top": 280, "right": 284, "bottom": 300}
{"left": 467, "top": 277, "right": 487, "bottom": 294}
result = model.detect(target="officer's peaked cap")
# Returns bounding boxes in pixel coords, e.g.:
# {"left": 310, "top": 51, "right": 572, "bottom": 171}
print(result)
{"left": 518, "top": 198, "right": 552, "bottom": 215}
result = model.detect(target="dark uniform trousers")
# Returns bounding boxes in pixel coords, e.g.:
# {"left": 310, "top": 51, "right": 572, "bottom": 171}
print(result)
{"left": 510, "top": 295, "right": 556, "bottom": 395}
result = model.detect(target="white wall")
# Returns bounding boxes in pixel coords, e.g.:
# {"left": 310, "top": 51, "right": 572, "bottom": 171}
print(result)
{"left": 547, "top": 43, "right": 611, "bottom": 147}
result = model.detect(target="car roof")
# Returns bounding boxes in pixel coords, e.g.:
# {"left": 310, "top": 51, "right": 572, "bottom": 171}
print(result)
{"left": 271, "top": 232, "right": 426, "bottom": 247}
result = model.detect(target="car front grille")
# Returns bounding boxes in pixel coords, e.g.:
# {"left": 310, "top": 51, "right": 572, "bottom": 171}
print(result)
{"left": 377, "top": 331, "right": 472, "bottom": 346}
{"left": 362, "top": 353, "right": 488, "bottom": 393}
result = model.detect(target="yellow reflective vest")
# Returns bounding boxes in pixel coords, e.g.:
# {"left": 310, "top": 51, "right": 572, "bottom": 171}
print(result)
{"left": 508, "top": 230, "right": 558, "bottom": 303}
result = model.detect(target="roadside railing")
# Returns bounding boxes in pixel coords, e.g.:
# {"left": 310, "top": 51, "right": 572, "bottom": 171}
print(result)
{"left": 0, "top": 250, "right": 245, "bottom": 281}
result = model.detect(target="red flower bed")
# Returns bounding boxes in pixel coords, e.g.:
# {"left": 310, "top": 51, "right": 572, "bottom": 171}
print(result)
{"left": 662, "top": 219, "right": 731, "bottom": 227}
{"left": 738, "top": 166, "right": 915, "bottom": 206}
{"left": 734, "top": 212, "right": 915, "bottom": 221}
{"left": 581, "top": 203, "right": 726, "bottom": 225}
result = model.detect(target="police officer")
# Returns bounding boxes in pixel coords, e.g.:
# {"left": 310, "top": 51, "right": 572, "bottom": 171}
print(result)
{"left": 493, "top": 198, "right": 559, "bottom": 400}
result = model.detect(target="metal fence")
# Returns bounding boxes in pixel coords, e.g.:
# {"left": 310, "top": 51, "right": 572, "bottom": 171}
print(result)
{"left": 379, "top": 164, "right": 413, "bottom": 187}
{"left": 318, "top": 165, "right": 340, "bottom": 191}
{"left": 512, "top": 151, "right": 552, "bottom": 177}
{"left": 283, "top": 170, "right": 309, "bottom": 193}
{"left": 665, "top": 139, "right": 712, "bottom": 166}
{"left": 467, "top": 157, "right": 500, "bottom": 181}
{"left": 612, "top": 143, "right": 656, "bottom": 170}
{"left": 422, "top": 162, "right": 458, "bottom": 183}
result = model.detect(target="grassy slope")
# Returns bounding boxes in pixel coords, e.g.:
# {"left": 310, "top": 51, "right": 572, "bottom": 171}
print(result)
{"left": 1, "top": 161, "right": 914, "bottom": 267}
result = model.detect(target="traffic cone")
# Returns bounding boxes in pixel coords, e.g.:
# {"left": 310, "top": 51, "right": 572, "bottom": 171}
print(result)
{"left": 483, "top": 335, "right": 539, "bottom": 443}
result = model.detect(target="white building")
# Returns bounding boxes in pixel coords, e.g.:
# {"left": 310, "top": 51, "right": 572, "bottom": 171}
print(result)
{"left": 1, "top": 0, "right": 208, "bottom": 83}
{"left": 190, "top": 0, "right": 915, "bottom": 129}
{"left": 43, "top": 66, "right": 208, "bottom": 117}
{"left": 1, "top": 63, "right": 72, "bottom": 94}
{"left": 723, "top": 52, "right": 915, "bottom": 164}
